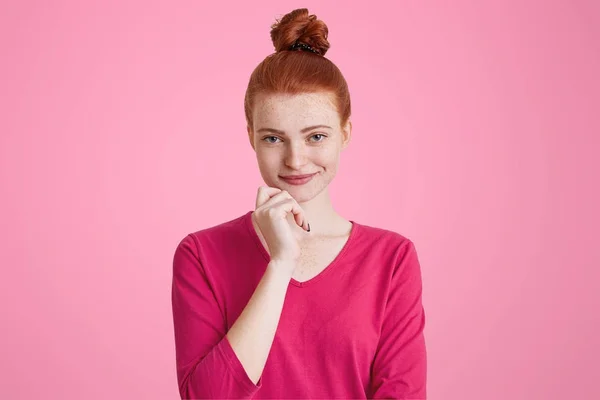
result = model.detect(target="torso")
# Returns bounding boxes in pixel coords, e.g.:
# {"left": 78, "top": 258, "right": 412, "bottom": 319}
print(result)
{"left": 293, "top": 230, "right": 352, "bottom": 282}
{"left": 252, "top": 216, "right": 353, "bottom": 283}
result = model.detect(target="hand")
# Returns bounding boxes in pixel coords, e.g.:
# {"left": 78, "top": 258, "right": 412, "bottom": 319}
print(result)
{"left": 252, "top": 186, "right": 310, "bottom": 267}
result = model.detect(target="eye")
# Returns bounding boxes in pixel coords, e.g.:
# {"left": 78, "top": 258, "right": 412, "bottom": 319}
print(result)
{"left": 311, "top": 134, "right": 327, "bottom": 142}
{"left": 263, "top": 136, "right": 281, "bottom": 144}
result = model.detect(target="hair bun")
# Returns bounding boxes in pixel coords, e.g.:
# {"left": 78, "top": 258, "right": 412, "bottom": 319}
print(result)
{"left": 270, "top": 8, "right": 330, "bottom": 56}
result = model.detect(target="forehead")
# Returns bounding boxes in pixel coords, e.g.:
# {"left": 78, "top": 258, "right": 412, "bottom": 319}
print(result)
{"left": 253, "top": 92, "right": 339, "bottom": 127}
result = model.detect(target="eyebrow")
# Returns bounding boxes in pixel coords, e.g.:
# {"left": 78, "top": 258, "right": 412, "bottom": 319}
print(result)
{"left": 256, "top": 125, "right": 333, "bottom": 135}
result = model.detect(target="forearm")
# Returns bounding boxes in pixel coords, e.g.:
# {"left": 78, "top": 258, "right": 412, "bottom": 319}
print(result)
{"left": 226, "top": 260, "right": 294, "bottom": 384}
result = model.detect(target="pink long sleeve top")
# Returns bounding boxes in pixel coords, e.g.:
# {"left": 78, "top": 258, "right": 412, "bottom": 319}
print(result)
{"left": 171, "top": 210, "right": 427, "bottom": 399}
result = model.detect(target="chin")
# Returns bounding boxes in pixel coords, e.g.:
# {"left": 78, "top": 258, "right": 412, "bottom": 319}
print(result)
{"left": 289, "top": 184, "right": 327, "bottom": 203}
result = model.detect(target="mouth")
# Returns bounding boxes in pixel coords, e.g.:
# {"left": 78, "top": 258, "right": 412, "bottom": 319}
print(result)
{"left": 279, "top": 172, "right": 318, "bottom": 185}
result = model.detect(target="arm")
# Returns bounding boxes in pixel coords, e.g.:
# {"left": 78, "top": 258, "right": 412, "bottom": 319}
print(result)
{"left": 369, "top": 240, "right": 428, "bottom": 399}
{"left": 226, "top": 259, "right": 293, "bottom": 384}
{"left": 171, "top": 234, "right": 293, "bottom": 399}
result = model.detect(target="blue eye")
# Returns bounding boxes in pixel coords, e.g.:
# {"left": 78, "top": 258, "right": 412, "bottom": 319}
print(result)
{"left": 263, "top": 136, "right": 281, "bottom": 143}
{"left": 262, "top": 134, "right": 327, "bottom": 144}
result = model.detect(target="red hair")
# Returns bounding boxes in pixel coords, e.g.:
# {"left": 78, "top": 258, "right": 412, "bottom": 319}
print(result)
{"left": 244, "top": 8, "right": 352, "bottom": 130}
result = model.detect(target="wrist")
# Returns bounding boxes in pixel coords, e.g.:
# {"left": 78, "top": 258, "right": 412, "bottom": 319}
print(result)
{"left": 266, "top": 259, "right": 296, "bottom": 280}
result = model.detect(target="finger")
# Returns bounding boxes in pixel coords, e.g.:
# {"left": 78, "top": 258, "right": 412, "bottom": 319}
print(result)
{"left": 266, "top": 197, "right": 308, "bottom": 231}
{"left": 258, "top": 191, "right": 309, "bottom": 231}
{"left": 276, "top": 199, "right": 309, "bottom": 231}
{"left": 257, "top": 190, "right": 293, "bottom": 211}
{"left": 255, "top": 186, "right": 282, "bottom": 209}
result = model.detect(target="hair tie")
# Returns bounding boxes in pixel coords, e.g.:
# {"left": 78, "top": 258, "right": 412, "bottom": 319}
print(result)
{"left": 288, "top": 41, "right": 321, "bottom": 55}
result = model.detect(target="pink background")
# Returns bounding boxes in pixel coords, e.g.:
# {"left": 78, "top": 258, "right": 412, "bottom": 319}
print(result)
{"left": 2, "top": 1, "right": 599, "bottom": 399}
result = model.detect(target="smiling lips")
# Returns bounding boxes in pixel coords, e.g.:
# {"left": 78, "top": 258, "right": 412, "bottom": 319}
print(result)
{"left": 280, "top": 173, "right": 317, "bottom": 185}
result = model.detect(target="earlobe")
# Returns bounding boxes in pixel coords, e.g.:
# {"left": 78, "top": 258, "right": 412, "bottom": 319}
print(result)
{"left": 342, "top": 120, "right": 352, "bottom": 149}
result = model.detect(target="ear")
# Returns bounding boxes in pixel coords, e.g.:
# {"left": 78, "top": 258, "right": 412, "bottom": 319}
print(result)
{"left": 247, "top": 125, "right": 255, "bottom": 150}
{"left": 341, "top": 119, "right": 352, "bottom": 150}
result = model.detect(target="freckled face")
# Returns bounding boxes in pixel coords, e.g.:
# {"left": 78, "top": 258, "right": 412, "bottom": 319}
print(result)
{"left": 248, "top": 92, "right": 351, "bottom": 203}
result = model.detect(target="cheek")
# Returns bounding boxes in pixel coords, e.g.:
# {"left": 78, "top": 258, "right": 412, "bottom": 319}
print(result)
{"left": 256, "top": 148, "right": 277, "bottom": 161}
{"left": 319, "top": 147, "right": 340, "bottom": 165}
{"left": 256, "top": 152, "right": 280, "bottom": 174}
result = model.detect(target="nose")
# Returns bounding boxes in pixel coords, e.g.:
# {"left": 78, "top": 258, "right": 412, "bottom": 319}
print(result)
{"left": 284, "top": 141, "right": 309, "bottom": 170}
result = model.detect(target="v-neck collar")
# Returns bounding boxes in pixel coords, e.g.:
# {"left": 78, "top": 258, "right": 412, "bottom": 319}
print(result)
{"left": 242, "top": 210, "right": 359, "bottom": 288}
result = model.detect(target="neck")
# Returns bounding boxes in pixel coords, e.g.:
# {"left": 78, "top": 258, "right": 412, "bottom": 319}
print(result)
{"left": 294, "top": 187, "right": 344, "bottom": 234}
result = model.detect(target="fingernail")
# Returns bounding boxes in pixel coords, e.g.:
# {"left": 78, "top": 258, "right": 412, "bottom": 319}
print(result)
{"left": 307, "top": 223, "right": 311, "bottom": 232}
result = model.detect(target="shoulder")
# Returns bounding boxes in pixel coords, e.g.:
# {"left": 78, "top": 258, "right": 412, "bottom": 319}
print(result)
{"left": 351, "top": 220, "right": 421, "bottom": 272}
{"left": 353, "top": 219, "right": 415, "bottom": 252}
{"left": 174, "top": 211, "right": 252, "bottom": 256}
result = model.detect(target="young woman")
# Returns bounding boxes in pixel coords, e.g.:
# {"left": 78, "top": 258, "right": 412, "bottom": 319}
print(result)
{"left": 171, "top": 8, "right": 427, "bottom": 399}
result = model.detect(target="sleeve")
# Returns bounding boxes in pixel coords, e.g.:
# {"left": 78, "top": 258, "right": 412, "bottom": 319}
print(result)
{"left": 171, "top": 234, "right": 262, "bottom": 399}
{"left": 368, "top": 240, "right": 427, "bottom": 399}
